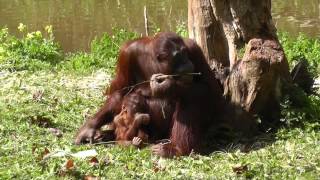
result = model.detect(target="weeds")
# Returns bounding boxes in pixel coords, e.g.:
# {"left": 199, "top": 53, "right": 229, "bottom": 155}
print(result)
{"left": 279, "top": 32, "right": 320, "bottom": 75}
{"left": 60, "top": 28, "right": 137, "bottom": 74}
{"left": 0, "top": 25, "right": 61, "bottom": 71}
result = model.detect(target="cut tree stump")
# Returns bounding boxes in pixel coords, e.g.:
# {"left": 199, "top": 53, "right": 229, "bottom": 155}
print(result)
{"left": 188, "top": 0, "right": 292, "bottom": 133}
{"left": 224, "top": 38, "right": 290, "bottom": 132}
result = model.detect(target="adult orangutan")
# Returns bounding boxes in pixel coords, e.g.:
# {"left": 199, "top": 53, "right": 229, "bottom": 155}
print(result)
{"left": 75, "top": 32, "right": 224, "bottom": 157}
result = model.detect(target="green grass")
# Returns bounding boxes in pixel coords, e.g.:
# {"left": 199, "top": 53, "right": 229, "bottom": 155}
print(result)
{"left": 0, "top": 25, "right": 319, "bottom": 179}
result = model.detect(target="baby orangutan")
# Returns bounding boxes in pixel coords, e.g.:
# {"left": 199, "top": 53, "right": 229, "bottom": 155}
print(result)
{"left": 113, "top": 108, "right": 150, "bottom": 147}
{"left": 113, "top": 88, "right": 151, "bottom": 147}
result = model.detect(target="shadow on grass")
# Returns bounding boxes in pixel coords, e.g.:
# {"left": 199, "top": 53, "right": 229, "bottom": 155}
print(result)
{"left": 201, "top": 87, "right": 320, "bottom": 156}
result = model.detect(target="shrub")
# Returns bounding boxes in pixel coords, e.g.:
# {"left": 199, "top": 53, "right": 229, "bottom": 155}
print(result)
{"left": 0, "top": 24, "right": 62, "bottom": 71}
{"left": 279, "top": 32, "right": 320, "bottom": 75}
{"left": 60, "top": 29, "right": 137, "bottom": 74}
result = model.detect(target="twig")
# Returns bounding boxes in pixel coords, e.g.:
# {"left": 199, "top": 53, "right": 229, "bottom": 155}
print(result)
{"left": 155, "top": 139, "right": 171, "bottom": 145}
{"left": 91, "top": 140, "right": 150, "bottom": 146}
{"left": 292, "top": 61, "right": 303, "bottom": 81}
{"left": 118, "top": 72, "right": 202, "bottom": 95}
{"left": 144, "top": 6, "right": 149, "bottom": 36}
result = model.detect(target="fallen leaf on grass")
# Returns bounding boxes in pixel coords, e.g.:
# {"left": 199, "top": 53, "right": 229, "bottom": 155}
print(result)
{"left": 39, "top": 148, "right": 50, "bottom": 160}
{"left": 232, "top": 164, "right": 248, "bottom": 174}
{"left": 153, "top": 166, "right": 160, "bottom": 173}
{"left": 43, "top": 151, "right": 68, "bottom": 161}
{"left": 72, "top": 149, "right": 98, "bottom": 158}
{"left": 84, "top": 175, "right": 100, "bottom": 180}
{"left": 42, "top": 149, "right": 98, "bottom": 161}
{"left": 89, "top": 157, "right": 99, "bottom": 166}
{"left": 57, "top": 159, "right": 76, "bottom": 177}
{"left": 65, "top": 159, "right": 74, "bottom": 170}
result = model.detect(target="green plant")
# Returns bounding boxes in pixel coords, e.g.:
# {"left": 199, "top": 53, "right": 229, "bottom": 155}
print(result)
{"left": 90, "top": 29, "right": 137, "bottom": 72}
{"left": 279, "top": 32, "right": 320, "bottom": 75}
{"left": 0, "top": 24, "right": 62, "bottom": 71}
{"left": 176, "top": 23, "right": 188, "bottom": 37}
{"left": 60, "top": 29, "right": 137, "bottom": 74}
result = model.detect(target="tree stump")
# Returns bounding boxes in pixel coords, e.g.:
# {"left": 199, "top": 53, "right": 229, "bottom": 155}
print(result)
{"left": 188, "top": 0, "right": 292, "bottom": 132}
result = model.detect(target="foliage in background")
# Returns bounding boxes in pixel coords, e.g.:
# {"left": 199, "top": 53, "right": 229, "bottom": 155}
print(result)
{"left": 278, "top": 32, "right": 320, "bottom": 128}
{"left": 279, "top": 32, "right": 320, "bottom": 76}
{"left": 0, "top": 24, "right": 61, "bottom": 71}
{"left": 175, "top": 23, "right": 188, "bottom": 38}
{"left": 60, "top": 29, "right": 137, "bottom": 74}
{"left": 0, "top": 25, "right": 137, "bottom": 74}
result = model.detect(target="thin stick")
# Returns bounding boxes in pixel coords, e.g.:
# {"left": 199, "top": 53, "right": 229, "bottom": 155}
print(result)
{"left": 292, "top": 62, "right": 302, "bottom": 81}
{"left": 144, "top": 6, "right": 149, "bottom": 36}
{"left": 118, "top": 72, "right": 202, "bottom": 94}
{"left": 91, "top": 140, "right": 149, "bottom": 146}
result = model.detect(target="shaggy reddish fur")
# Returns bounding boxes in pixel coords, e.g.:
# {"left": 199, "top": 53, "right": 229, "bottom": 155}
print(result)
{"left": 75, "top": 32, "right": 224, "bottom": 157}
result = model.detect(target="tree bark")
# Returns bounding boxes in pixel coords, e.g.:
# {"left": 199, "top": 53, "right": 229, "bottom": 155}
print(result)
{"left": 188, "top": 0, "right": 292, "bottom": 132}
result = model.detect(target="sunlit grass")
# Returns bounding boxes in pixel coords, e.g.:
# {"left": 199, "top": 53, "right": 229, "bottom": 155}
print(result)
{"left": 0, "top": 26, "right": 319, "bottom": 179}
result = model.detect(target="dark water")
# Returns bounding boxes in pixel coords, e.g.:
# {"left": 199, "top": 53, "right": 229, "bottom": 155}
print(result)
{"left": 0, "top": 0, "right": 319, "bottom": 52}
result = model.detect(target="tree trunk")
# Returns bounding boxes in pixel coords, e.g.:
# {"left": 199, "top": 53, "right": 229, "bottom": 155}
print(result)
{"left": 188, "top": 0, "right": 292, "bottom": 132}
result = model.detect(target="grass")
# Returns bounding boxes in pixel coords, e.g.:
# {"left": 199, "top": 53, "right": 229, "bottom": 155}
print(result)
{"left": 0, "top": 25, "right": 320, "bottom": 179}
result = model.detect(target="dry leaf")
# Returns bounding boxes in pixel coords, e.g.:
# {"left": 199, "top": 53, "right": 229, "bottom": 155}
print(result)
{"left": 65, "top": 159, "right": 74, "bottom": 170}
{"left": 153, "top": 166, "right": 160, "bottom": 173}
{"left": 72, "top": 149, "right": 98, "bottom": 158}
{"left": 40, "top": 148, "right": 50, "bottom": 159}
{"left": 89, "top": 157, "right": 99, "bottom": 166}
{"left": 232, "top": 164, "right": 248, "bottom": 174}
{"left": 42, "top": 149, "right": 98, "bottom": 161}
{"left": 84, "top": 175, "right": 100, "bottom": 180}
